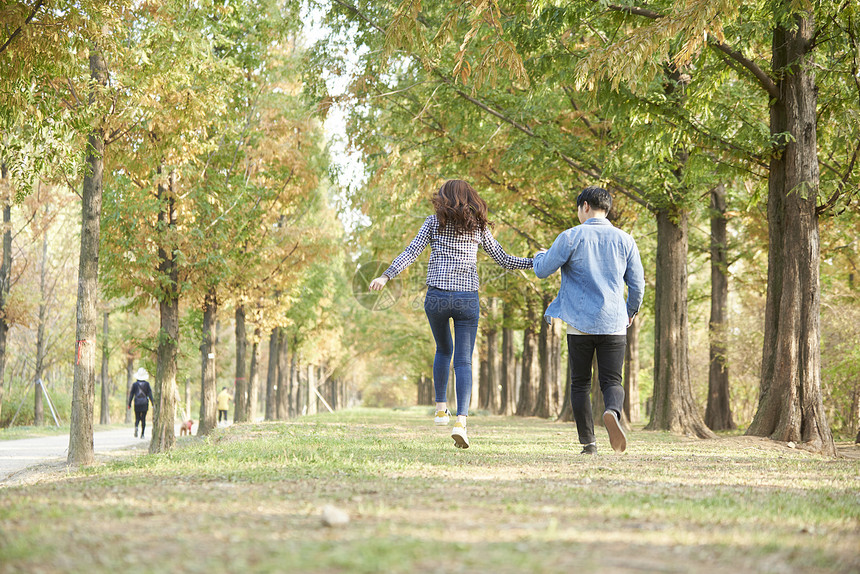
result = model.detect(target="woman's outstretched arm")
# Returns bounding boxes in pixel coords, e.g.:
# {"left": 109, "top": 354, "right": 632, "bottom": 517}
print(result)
{"left": 370, "top": 216, "right": 433, "bottom": 290}
{"left": 480, "top": 226, "right": 533, "bottom": 270}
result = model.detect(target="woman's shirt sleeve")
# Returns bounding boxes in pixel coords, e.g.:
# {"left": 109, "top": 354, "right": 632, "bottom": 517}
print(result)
{"left": 382, "top": 217, "right": 433, "bottom": 279}
{"left": 480, "top": 226, "right": 533, "bottom": 270}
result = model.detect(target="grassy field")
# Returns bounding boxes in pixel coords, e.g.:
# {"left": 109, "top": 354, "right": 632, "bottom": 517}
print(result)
{"left": 1, "top": 407, "right": 858, "bottom": 574}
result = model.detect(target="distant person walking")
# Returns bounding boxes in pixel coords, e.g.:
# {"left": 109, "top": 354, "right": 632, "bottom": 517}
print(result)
{"left": 127, "top": 368, "right": 154, "bottom": 439}
{"left": 370, "top": 179, "right": 533, "bottom": 449}
{"left": 217, "top": 387, "right": 232, "bottom": 425}
{"left": 534, "top": 186, "right": 644, "bottom": 454}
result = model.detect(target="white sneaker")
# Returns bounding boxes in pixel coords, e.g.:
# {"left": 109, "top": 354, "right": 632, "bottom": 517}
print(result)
{"left": 434, "top": 409, "right": 451, "bottom": 426}
{"left": 451, "top": 422, "right": 469, "bottom": 449}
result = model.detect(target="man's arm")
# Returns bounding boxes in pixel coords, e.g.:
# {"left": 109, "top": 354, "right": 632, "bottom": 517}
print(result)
{"left": 533, "top": 231, "right": 571, "bottom": 278}
{"left": 624, "top": 240, "right": 645, "bottom": 320}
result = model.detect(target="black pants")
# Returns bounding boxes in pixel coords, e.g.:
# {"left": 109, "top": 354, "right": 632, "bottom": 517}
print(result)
{"left": 567, "top": 334, "right": 627, "bottom": 445}
{"left": 218, "top": 410, "right": 228, "bottom": 422}
{"left": 134, "top": 405, "right": 148, "bottom": 436}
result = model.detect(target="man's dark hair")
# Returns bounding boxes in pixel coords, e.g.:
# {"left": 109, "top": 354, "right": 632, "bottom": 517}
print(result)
{"left": 577, "top": 186, "right": 612, "bottom": 213}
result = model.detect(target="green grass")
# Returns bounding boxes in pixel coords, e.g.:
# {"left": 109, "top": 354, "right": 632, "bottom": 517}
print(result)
{"left": 1, "top": 407, "right": 858, "bottom": 574}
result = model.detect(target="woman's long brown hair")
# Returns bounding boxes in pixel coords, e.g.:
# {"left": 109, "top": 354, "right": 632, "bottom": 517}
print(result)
{"left": 431, "top": 179, "right": 490, "bottom": 233}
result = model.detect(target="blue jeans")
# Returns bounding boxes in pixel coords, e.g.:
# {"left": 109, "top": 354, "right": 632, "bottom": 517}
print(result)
{"left": 424, "top": 287, "right": 480, "bottom": 416}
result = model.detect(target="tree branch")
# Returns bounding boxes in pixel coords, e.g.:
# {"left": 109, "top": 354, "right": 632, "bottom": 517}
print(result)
{"left": 606, "top": 2, "right": 663, "bottom": 20}
{"left": 602, "top": 1, "right": 780, "bottom": 99}
{"left": 818, "top": 18, "right": 860, "bottom": 214}
{"left": 105, "top": 121, "right": 140, "bottom": 147}
{"left": 439, "top": 74, "right": 651, "bottom": 209}
{"left": 66, "top": 77, "right": 83, "bottom": 108}
{"left": 708, "top": 42, "right": 779, "bottom": 100}
{"left": 0, "top": 0, "right": 44, "bottom": 55}
{"left": 331, "top": 0, "right": 386, "bottom": 34}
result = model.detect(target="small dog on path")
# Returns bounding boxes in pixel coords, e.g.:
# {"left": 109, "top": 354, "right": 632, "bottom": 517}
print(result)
{"left": 179, "top": 419, "right": 194, "bottom": 436}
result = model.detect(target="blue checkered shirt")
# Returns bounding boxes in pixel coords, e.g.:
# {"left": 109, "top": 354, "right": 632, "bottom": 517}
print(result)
{"left": 383, "top": 215, "right": 533, "bottom": 292}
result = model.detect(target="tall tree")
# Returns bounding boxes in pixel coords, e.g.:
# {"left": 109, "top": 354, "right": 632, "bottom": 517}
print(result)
{"left": 0, "top": 166, "right": 10, "bottom": 422}
{"left": 500, "top": 303, "right": 516, "bottom": 416}
{"left": 265, "top": 328, "right": 279, "bottom": 420}
{"left": 33, "top": 202, "right": 50, "bottom": 426}
{"left": 68, "top": 46, "right": 107, "bottom": 466}
{"left": 705, "top": 184, "right": 734, "bottom": 430}
{"left": 198, "top": 288, "right": 218, "bottom": 435}
{"left": 575, "top": 0, "right": 856, "bottom": 453}
{"left": 150, "top": 167, "right": 179, "bottom": 454}
{"left": 745, "top": 6, "right": 832, "bottom": 451}
{"left": 233, "top": 305, "right": 248, "bottom": 422}
{"left": 99, "top": 310, "right": 110, "bottom": 425}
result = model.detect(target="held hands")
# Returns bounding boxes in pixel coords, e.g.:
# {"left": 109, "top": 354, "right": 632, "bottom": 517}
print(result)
{"left": 369, "top": 276, "right": 389, "bottom": 291}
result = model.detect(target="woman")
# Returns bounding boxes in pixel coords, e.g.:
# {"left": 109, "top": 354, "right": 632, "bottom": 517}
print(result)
{"left": 127, "top": 367, "right": 154, "bottom": 439}
{"left": 370, "top": 180, "right": 533, "bottom": 448}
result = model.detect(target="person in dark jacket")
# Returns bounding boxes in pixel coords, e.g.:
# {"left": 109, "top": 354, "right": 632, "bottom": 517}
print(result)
{"left": 128, "top": 367, "right": 154, "bottom": 438}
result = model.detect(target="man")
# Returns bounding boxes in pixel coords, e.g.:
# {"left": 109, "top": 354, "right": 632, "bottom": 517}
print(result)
{"left": 534, "top": 186, "right": 644, "bottom": 454}
{"left": 128, "top": 367, "right": 154, "bottom": 439}
{"left": 217, "top": 386, "right": 232, "bottom": 425}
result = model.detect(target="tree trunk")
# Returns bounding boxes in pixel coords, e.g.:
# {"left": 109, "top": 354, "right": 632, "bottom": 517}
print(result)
{"left": 747, "top": 10, "right": 835, "bottom": 455}
{"left": 99, "top": 310, "right": 110, "bottom": 425}
{"left": 470, "top": 330, "right": 480, "bottom": 410}
{"left": 417, "top": 373, "right": 433, "bottom": 405}
{"left": 500, "top": 324, "right": 516, "bottom": 415}
{"left": 197, "top": 287, "right": 218, "bottom": 435}
{"left": 551, "top": 319, "right": 563, "bottom": 415}
{"left": 265, "top": 327, "right": 279, "bottom": 420}
{"left": 277, "top": 328, "right": 289, "bottom": 419}
{"left": 705, "top": 184, "right": 735, "bottom": 431}
{"left": 0, "top": 164, "right": 10, "bottom": 424}
{"left": 517, "top": 304, "right": 540, "bottom": 417}
{"left": 624, "top": 317, "right": 641, "bottom": 423}
{"left": 289, "top": 347, "right": 299, "bottom": 417}
{"left": 292, "top": 353, "right": 303, "bottom": 416}
{"left": 645, "top": 209, "right": 715, "bottom": 438}
{"left": 478, "top": 330, "right": 490, "bottom": 410}
{"left": 124, "top": 353, "right": 133, "bottom": 424}
{"left": 306, "top": 363, "right": 317, "bottom": 415}
{"left": 153, "top": 296, "right": 179, "bottom": 453}
{"left": 248, "top": 334, "right": 261, "bottom": 421}
{"left": 34, "top": 221, "right": 48, "bottom": 426}
{"left": 68, "top": 47, "right": 107, "bottom": 466}
{"left": 486, "top": 298, "right": 500, "bottom": 413}
{"left": 514, "top": 355, "right": 522, "bottom": 406}
{"left": 317, "top": 364, "right": 327, "bottom": 411}
{"left": 474, "top": 354, "right": 485, "bottom": 411}
{"left": 535, "top": 294, "right": 556, "bottom": 418}
{"left": 233, "top": 305, "right": 248, "bottom": 423}
{"left": 487, "top": 331, "right": 500, "bottom": 414}
{"left": 150, "top": 168, "right": 178, "bottom": 454}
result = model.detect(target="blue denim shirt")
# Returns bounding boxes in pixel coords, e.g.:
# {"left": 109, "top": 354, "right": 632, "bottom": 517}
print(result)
{"left": 533, "top": 218, "right": 644, "bottom": 334}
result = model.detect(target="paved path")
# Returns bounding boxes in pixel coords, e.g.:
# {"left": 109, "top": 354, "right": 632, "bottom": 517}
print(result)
{"left": 0, "top": 426, "right": 177, "bottom": 484}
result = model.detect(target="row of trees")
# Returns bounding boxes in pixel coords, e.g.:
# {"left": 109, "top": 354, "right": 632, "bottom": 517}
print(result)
{"left": 0, "top": 0, "right": 366, "bottom": 464}
{"left": 309, "top": 0, "right": 859, "bottom": 454}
